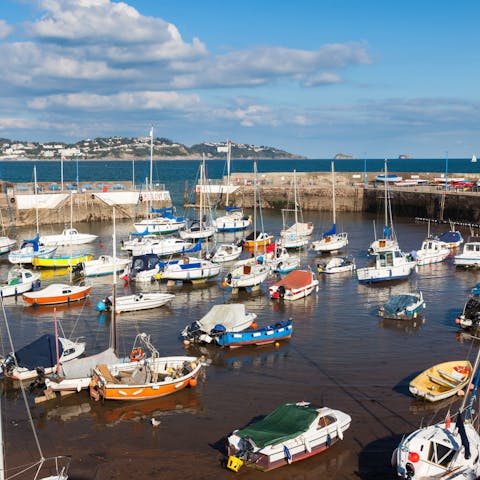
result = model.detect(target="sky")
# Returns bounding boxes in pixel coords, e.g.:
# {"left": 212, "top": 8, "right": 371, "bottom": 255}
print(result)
{"left": 0, "top": 0, "right": 479, "bottom": 158}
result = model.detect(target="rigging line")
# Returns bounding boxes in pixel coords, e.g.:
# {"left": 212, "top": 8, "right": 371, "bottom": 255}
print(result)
{"left": 0, "top": 299, "right": 45, "bottom": 461}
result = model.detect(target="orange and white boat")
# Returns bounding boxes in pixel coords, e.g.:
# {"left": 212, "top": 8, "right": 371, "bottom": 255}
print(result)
{"left": 89, "top": 334, "right": 205, "bottom": 402}
{"left": 23, "top": 283, "right": 91, "bottom": 305}
{"left": 242, "top": 231, "right": 273, "bottom": 250}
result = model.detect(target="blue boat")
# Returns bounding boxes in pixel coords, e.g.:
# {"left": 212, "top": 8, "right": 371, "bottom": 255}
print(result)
{"left": 215, "top": 319, "right": 293, "bottom": 348}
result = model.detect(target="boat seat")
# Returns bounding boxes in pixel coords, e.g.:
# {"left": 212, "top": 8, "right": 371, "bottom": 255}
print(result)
{"left": 96, "top": 364, "right": 119, "bottom": 384}
{"left": 427, "top": 373, "right": 457, "bottom": 389}
{"left": 437, "top": 369, "right": 463, "bottom": 384}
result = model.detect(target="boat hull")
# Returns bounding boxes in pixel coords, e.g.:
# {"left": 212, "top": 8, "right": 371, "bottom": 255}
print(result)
{"left": 32, "top": 254, "right": 93, "bottom": 269}
{"left": 23, "top": 286, "right": 91, "bottom": 305}
{"left": 217, "top": 321, "right": 292, "bottom": 348}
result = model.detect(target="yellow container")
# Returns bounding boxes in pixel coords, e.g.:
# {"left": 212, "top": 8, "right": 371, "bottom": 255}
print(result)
{"left": 227, "top": 456, "right": 244, "bottom": 472}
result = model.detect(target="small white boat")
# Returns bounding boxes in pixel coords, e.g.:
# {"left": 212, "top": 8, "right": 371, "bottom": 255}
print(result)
{"left": 0, "top": 266, "right": 41, "bottom": 297}
{"left": 123, "top": 254, "right": 162, "bottom": 283}
{"left": 454, "top": 240, "right": 480, "bottom": 268}
{"left": 269, "top": 270, "right": 319, "bottom": 301}
{"left": 8, "top": 238, "right": 57, "bottom": 264}
{"left": 378, "top": 292, "right": 425, "bottom": 320}
{"left": 415, "top": 237, "right": 451, "bottom": 266}
{"left": 133, "top": 209, "right": 185, "bottom": 235}
{"left": 318, "top": 256, "right": 355, "bottom": 274}
{"left": 472, "top": 154, "right": 477, "bottom": 163}
{"left": 0, "top": 236, "right": 16, "bottom": 254}
{"left": 97, "top": 292, "right": 175, "bottom": 313}
{"left": 181, "top": 304, "right": 257, "bottom": 344}
{"left": 159, "top": 256, "right": 221, "bottom": 283}
{"left": 213, "top": 208, "right": 251, "bottom": 232}
{"left": 23, "top": 283, "right": 92, "bottom": 305}
{"left": 227, "top": 402, "right": 351, "bottom": 472}
{"left": 210, "top": 243, "right": 242, "bottom": 263}
{"left": 223, "top": 262, "right": 270, "bottom": 291}
{"left": 0, "top": 333, "right": 86, "bottom": 381}
{"left": 274, "top": 255, "right": 301, "bottom": 274}
{"left": 130, "top": 236, "right": 193, "bottom": 257}
{"left": 81, "top": 254, "right": 130, "bottom": 277}
{"left": 39, "top": 228, "right": 98, "bottom": 246}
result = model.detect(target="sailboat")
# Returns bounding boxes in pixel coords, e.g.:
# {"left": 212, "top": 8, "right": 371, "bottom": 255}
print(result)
{"left": 180, "top": 155, "right": 215, "bottom": 240}
{"left": 0, "top": 204, "right": 16, "bottom": 255}
{"left": 311, "top": 161, "right": 348, "bottom": 253}
{"left": 212, "top": 140, "right": 251, "bottom": 232}
{"left": 223, "top": 160, "right": 270, "bottom": 293}
{"left": 393, "top": 345, "right": 480, "bottom": 479}
{"left": 0, "top": 300, "right": 70, "bottom": 479}
{"left": 280, "top": 170, "right": 313, "bottom": 249}
{"left": 132, "top": 127, "right": 185, "bottom": 235}
{"left": 472, "top": 154, "right": 477, "bottom": 163}
{"left": 367, "top": 161, "right": 399, "bottom": 255}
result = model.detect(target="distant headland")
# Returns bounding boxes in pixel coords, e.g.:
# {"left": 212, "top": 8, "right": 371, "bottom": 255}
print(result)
{"left": 0, "top": 137, "right": 306, "bottom": 161}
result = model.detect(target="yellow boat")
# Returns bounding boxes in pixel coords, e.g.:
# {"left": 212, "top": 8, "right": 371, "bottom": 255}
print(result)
{"left": 409, "top": 360, "right": 473, "bottom": 402}
{"left": 32, "top": 253, "right": 92, "bottom": 269}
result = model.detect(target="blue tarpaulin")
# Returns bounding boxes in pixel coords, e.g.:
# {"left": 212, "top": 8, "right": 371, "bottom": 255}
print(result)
{"left": 322, "top": 224, "right": 336, "bottom": 237}
{"left": 14, "top": 334, "right": 63, "bottom": 370}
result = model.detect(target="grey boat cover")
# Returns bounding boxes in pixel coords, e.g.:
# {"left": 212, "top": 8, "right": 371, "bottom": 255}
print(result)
{"left": 236, "top": 403, "right": 318, "bottom": 448}
{"left": 59, "top": 348, "right": 119, "bottom": 378}
{"left": 383, "top": 294, "right": 419, "bottom": 318}
{"left": 197, "top": 304, "right": 251, "bottom": 332}
{"left": 14, "top": 334, "right": 63, "bottom": 370}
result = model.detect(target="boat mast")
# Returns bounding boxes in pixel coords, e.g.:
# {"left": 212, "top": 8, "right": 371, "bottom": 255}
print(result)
{"left": 226, "top": 140, "right": 231, "bottom": 207}
{"left": 199, "top": 155, "right": 205, "bottom": 231}
{"left": 383, "top": 159, "right": 388, "bottom": 233}
{"left": 111, "top": 207, "right": 117, "bottom": 353}
{"left": 253, "top": 160, "right": 258, "bottom": 257}
{"left": 293, "top": 170, "right": 299, "bottom": 227}
{"left": 34, "top": 165, "right": 39, "bottom": 234}
{"left": 331, "top": 161, "right": 336, "bottom": 227}
{"left": 149, "top": 125, "right": 154, "bottom": 192}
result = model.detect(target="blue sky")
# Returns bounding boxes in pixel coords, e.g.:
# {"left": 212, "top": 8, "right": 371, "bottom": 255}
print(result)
{"left": 0, "top": 0, "right": 478, "bottom": 158}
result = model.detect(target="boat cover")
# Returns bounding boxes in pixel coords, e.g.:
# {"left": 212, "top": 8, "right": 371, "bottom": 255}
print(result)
{"left": 272, "top": 270, "right": 313, "bottom": 289}
{"left": 20, "top": 234, "right": 40, "bottom": 251}
{"left": 383, "top": 294, "right": 419, "bottom": 318}
{"left": 322, "top": 223, "right": 336, "bottom": 237}
{"left": 59, "top": 348, "right": 119, "bottom": 378}
{"left": 14, "top": 334, "right": 63, "bottom": 369}
{"left": 236, "top": 403, "right": 318, "bottom": 447}
{"left": 437, "top": 231, "right": 462, "bottom": 243}
{"left": 197, "top": 304, "right": 251, "bottom": 332}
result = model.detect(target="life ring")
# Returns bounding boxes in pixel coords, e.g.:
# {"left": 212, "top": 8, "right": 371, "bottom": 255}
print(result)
{"left": 139, "top": 195, "right": 143, "bottom": 202}
{"left": 454, "top": 365, "right": 470, "bottom": 375}
{"left": 10, "top": 197, "right": 15, "bottom": 204}
{"left": 130, "top": 347, "right": 144, "bottom": 362}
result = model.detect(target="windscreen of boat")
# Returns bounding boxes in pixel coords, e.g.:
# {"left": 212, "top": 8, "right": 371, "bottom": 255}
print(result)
{"left": 236, "top": 403, "right": 318, "bottom": 448}
{"left": 427, "top": 441, "right": 456, "bottom": 467}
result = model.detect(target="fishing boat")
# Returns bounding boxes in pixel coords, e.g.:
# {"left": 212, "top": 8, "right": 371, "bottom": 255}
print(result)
{"left": 317, "top": 256, "right": 355, "bottom": 274}
{"left": 89, "top": 333, "right": 204, "bottom": 401}
{"left": 23, "top": 283, "right": 91, "bottom": 306}
{"left": 378, "top": 292, "right": 425, "bottom": 320}
{"left": 0, "top": 307, "right": 71, "bottom": 479}
{"left": 0, "top": 266, "right": 41, "bottom": 297}
{"left": 437, "top": 228, "right": 464, "bottom": 249}
{"left": 39, "top": 228, "right": 98, "bottom": 246}
{"left": 279, "top": 170, "right": 313, "bottom": 249}
{"left": 32, "top": 252, "right": 93, "bottom": 269}
{"left": 213, "top": 140, "right": 251, "bottom": 232}
{"left": 210, "top": 243, "right": 242, "bottom": 263}
{"left": 8, "top": 234, "right": 57, "bottom": 264}
{"left": 269, "top": 270, "right": 319, "bottom": 301}
{"left": 180, "top": 156, "right": 216, "bottom": 240}
{"left": 409, "top": 360, "right": 473, "bottom": 402}
{"left": 415, "top": 237, "right": 451, "bottom": 266}
{"left": 356, "top": 248, "right": 416, "bottom": 283}
{"left": 215, "top": 319, "right": 293, "bottom": 348}
{"left": 311, "top": 161, "right": 348, "bottom": 253}
{"left": 97, "top": 292, "right": 175, "bottom": 313}
{"left": 226, "top": 401, "right": 351, "bottom": 472}
{"left": 181, "top": 303, "right": 257, "bottom": 344}
{"left": 393, "top": 347, "right": 480, "bottom": 480}
{"left": 81, "top": 254, "right": 130, "bottom": 277}
{"left": 0, "top": 333, "right": 86, "bottom": 381}
{"left": 455, "top": 295, "right": 480, "bottom": 331}
{"left": 454, "top": 240, "right": 480, "bottom": 268}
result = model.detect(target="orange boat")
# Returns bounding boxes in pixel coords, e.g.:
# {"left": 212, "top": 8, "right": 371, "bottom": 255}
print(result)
{"left": 242, "top": 231, "right": 273, "bottom": 250}
{"left": 89, "top": 334, "right": 205, "bottom": 401}
{"left": 23, "top": 283, "right": 91, "bottom": 305}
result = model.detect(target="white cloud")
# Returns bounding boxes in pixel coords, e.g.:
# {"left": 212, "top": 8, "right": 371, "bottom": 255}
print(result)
{"left": 0, "top": 20, "right": 13, "bottom": 40}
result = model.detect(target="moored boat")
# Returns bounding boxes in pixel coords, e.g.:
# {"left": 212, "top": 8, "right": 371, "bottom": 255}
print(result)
{"left": 226, "top": 402, "right": 351, "bottom": 472}
{"left": 8, "top": 234, "right": 57, "bottom": 264}
{"left": 378, "top": 292, "right": 425, "bottom": 320}
{"left": 39, "top": 228, "right": 98, "bottom": 246}
{"left": 215, "top": 319, "right": 293, "bottom": 348}
{"left": 317, "top": 256, "right": 355, "bottom": 274}
{"left": 455, "top": 295, "right": 480, "bottom": 331}
{"left": 415, "top": 237, "right": 451, "bottom": 266}
{"left": 97, "top": 292, "right": 175, "bottom": 313}
{"left": 23, "top": 283, "right": 91, "bottom": 305}
{"left": 454, "top": 240, "right": 480, "bottom": 268}
{"left": 409, "top": 360, "right": 472, "bottom": 402}
{"left": 269, "top": 270, "right": 319, "bottom": 301}
{"left": 0, "top": 266, "right": 41, "bottom": 297}
{"left": 81, "top": 254, "right": 130, "bottom": 277}
{"left": 32, "top": 252, "right": 93, "bottom": 269}
{"left": 210, "top": 243, "right": 242, "bottom": 263}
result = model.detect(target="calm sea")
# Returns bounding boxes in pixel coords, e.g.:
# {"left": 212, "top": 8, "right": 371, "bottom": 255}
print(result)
{"left": 1, "top": 158, "right": 480, "bottom": 479}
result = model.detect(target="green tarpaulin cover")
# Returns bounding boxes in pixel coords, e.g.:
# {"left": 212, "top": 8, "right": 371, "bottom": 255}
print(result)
{"left": 236, "top": 403, "right": 318, "bottom": 448}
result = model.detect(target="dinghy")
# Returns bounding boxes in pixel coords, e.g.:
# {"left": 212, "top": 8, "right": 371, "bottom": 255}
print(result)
{"left": 409, "top": 360, "right": 472, "bottom": 402}
{"left": 97, "top": 292, "right": 175, "bottom": 313}
{"left": 227, "top": 402, "right": 351, "bottom": 472}
{"left": 317, "top": 256, "right": 355, "bottom": 274}
{"left": 269, "top": 270, "right": 319, "bottom": 301}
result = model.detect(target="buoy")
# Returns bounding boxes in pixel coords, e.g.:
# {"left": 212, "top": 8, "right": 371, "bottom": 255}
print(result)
{"left": 221, "top": 281, "right": 227, "bottom": 288}
{"left": 251, "top": 321, "right": 258, "bottom": 330}
{"left": 183, "top": 339, "right": 190, "bottom": 346}
{"left": 275, "top": 342, "right": 280, "bottom": 348}
{"left": 189, "top": 378, "right": 197, "bottom": 387}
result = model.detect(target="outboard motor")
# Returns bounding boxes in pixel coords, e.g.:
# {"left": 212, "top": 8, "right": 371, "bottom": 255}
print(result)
{"left": 1, "top": 353, "right": 16, "bottom": 376}
{"left": 278, "top": 285, "right": 286, "bottom": 299}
